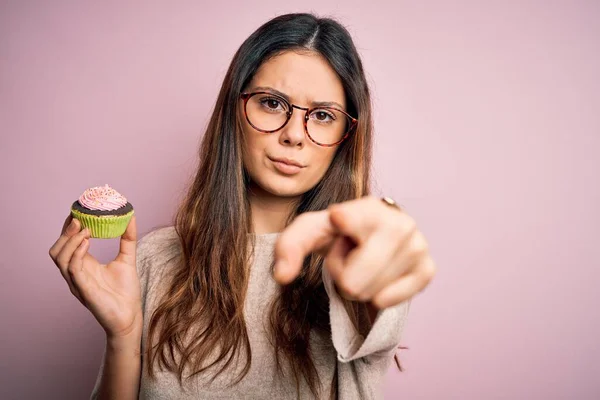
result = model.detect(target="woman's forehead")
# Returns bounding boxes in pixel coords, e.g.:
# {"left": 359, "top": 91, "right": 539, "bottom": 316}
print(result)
{"left": 250, "top": 51, "right": 346, "bottom": 108}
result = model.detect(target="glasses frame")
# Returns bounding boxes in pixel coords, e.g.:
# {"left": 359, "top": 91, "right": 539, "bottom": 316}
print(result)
{"left": 240, "top": 91, "right": 358, "bottom": 147}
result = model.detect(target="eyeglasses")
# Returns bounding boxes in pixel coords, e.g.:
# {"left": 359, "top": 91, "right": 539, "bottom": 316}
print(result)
{"left": 240, "top": 91, "right": 358, "bottom": 147}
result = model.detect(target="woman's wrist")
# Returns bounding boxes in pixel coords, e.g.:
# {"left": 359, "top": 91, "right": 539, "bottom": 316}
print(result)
{"left": 106, "top": 327, "right": 142, "bottom": 356}
{"left": 106, "top": 314, "right": 144, "bottom": 354}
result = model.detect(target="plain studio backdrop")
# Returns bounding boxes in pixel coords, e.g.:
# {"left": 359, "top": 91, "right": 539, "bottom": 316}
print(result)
{"left": 1, "top": 1, "right": 598, "bottom": 399}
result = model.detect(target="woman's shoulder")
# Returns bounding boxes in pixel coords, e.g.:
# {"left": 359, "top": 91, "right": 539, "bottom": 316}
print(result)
{"left": 137, "top": 226, "right": 178, "bottom": 255}
{"left": 136, "top": 225, "right": 181, "bottom": 281}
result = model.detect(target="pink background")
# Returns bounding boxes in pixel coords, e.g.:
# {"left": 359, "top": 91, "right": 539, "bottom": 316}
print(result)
{"left": 1, "top": 1, "right": 599, "bottom": 398}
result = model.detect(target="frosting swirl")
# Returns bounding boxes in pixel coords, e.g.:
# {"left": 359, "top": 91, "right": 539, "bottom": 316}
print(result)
{"left": 78, "top": 184, "right": 128, "bottom": 211}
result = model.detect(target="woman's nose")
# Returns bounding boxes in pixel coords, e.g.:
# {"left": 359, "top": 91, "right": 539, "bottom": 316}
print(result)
{"left": 279, "top": 108, "right": 306, "bottom": 146}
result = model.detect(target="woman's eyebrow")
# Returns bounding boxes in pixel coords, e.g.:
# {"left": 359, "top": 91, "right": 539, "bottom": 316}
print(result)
{"left": 251, "top": 86, "right": 345, "bottom": 110}
{"left": 252, "top": 86, "right": 290, "bottom": 101}
{"left": 311, "top": 100, "right": 345, "bottom": 110}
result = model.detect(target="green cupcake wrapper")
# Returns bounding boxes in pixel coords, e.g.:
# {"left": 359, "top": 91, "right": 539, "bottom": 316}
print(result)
{"left": 70, "top": 208, "right": 134, "bottom": 239}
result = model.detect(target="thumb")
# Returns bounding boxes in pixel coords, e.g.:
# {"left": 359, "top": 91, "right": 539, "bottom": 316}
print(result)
{"left": 116, "top": 214, "right": 137, "bottom": 266}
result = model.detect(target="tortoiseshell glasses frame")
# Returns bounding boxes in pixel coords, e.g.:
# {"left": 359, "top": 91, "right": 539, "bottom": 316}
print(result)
{"left": 240, "top": 91, "right": 358, "bottom": 147}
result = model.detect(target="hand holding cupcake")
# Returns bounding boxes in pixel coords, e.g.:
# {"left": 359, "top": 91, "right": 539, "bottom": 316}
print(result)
{"left": 49, "top": 185, "right": 142, "bottom": 340}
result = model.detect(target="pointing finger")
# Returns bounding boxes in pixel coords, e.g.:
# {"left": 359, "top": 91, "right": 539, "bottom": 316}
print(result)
{"left": 273, "top": 210, "right": 336, "bottom": 284}
{"left": 49, "top": 216, "right": 81, "bottom": 261}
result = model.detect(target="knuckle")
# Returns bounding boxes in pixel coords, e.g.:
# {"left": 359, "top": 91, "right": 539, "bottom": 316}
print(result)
{"left": 423, "top": 261, "right": 437, "bottom": 282}
{"left": 75, "top": 241, "right": 85, "bottom": 254}
{"left": 53, "top": 257, "right": 66, "bottom": 271}
{"left": 337, "top": 276, "right": 361, "bottom": 299}
{"left": 403, "top": 215, "right": 418, "bottom": 234}
{"left": 390, "top": 217, "right": 406, "bottom": 236}
{"left": 355, "top": 291, "right": 371, "bottom": 302}
{"left": 368, "top": 195, "right": 379, "bottom": 204}
{"left": 383, "top": 211, "right": 410, "bottom": 236}
{"left": 417, "top": 262, "right": 436, "bottom": 289}
{"left": 368, "top": 196, "right": 382, "bottom": 211}
{"left": 56, "top": 253, "right": 68, "bottom": 269}
{"left": 67, "top": 258, "right": 81, "bottom": 275}
{"left": 411, "top": 233, "right": 429, "bottom": 256}
{"left": 384, "top": 218, "right": 405, "bottom": 241}
{"left": 371, "top": 295, "right": 388, "bottom": 310}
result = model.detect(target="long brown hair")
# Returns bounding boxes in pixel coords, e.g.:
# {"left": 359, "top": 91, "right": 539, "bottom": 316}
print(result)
{"left": 145, "top": 13, "right": 392, "bottom": 398}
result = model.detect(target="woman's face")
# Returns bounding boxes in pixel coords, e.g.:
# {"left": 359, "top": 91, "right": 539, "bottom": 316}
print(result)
{"left": 240, "top": 50, "right": 347, "bottom": 199}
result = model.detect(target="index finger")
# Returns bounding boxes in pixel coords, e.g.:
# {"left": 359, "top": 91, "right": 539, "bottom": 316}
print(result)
{"left": 273, "top": 210, "right": 336, "bottom": 285}
{"left": 61, "top": 214, "right": 74, "bottom": 235}
{"left": 49, "top": 214, "right": 79, "bottom": 259}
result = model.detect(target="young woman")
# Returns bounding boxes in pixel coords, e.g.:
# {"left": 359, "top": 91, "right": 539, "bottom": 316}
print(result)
{"left": 49, "top": 13, "right": 436, "bottom": 399}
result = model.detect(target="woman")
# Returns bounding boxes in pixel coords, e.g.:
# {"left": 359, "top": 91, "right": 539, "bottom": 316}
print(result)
{"left": 49, "top": 13, "right": 436, "bottom": 399}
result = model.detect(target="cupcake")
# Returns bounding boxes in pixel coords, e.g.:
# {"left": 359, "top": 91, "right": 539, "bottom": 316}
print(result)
{"left": 70, "top": 184, "right": 134, "bottom": 239}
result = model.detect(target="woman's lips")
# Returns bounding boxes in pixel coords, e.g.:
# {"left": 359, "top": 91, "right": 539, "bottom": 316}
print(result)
{"left": 269, "top": 158, "right": 304, "bottom": 175}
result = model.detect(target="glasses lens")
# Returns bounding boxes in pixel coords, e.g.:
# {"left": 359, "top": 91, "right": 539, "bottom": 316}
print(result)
{"left": 246, "top": 94, "right": 290, "bottom": 131}
{"left": 244, "top": 93, "right": 354, "bottom": 146}
{"left": 306, "top": 108, "right": 352, "bottom": 145}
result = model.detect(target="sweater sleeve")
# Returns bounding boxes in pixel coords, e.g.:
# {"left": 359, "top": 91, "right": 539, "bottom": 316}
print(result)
{"left": 322, "top": 266, "right": 410, "bottom": 363}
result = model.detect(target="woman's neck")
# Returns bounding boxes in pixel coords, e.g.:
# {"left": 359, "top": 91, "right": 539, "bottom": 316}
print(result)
{"left": 247, "top": 183, "right": 300, "bottom": 234}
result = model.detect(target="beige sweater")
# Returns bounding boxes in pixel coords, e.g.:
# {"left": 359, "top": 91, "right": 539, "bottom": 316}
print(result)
{"left": 91, "top": 227, "right": 410, "bottom": 399}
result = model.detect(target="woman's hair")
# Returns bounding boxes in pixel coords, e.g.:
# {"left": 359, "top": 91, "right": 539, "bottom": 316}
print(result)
{"left": 145, "top": 12, "right": 394, "bottom": 399}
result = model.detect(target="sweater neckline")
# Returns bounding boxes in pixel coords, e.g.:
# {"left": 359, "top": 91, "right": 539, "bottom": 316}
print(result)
{"left": 251, "top": 232, "right": 281, "bottom": 245}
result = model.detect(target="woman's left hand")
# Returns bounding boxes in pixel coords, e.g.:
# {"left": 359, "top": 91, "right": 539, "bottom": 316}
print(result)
{"left": 273, "top": 196, "right": 436, "bottom": 309}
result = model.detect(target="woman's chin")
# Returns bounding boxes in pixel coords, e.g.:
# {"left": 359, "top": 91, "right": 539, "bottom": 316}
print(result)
{"left": 254, "top": 179, "right": 307, "bottom": 198}
{"left": 266, "top": 185, "right": 305, "bottom": 198}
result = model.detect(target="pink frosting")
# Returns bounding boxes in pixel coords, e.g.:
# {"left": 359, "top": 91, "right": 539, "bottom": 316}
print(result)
{"left": 78, "top": 184, "right": 127, "bottom": 211}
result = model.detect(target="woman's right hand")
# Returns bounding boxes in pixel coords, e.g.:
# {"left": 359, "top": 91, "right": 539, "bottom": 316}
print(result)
{"left": 49, "top": 215, "right": 143, "bottom": 339}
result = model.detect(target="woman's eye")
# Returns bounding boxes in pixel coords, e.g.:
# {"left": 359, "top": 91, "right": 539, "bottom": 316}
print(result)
{"left": 311, "top": 110, "right": 335, "bottom": 122}
{"left": 260, "top": 98, "right": 283, "bottom": 110}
